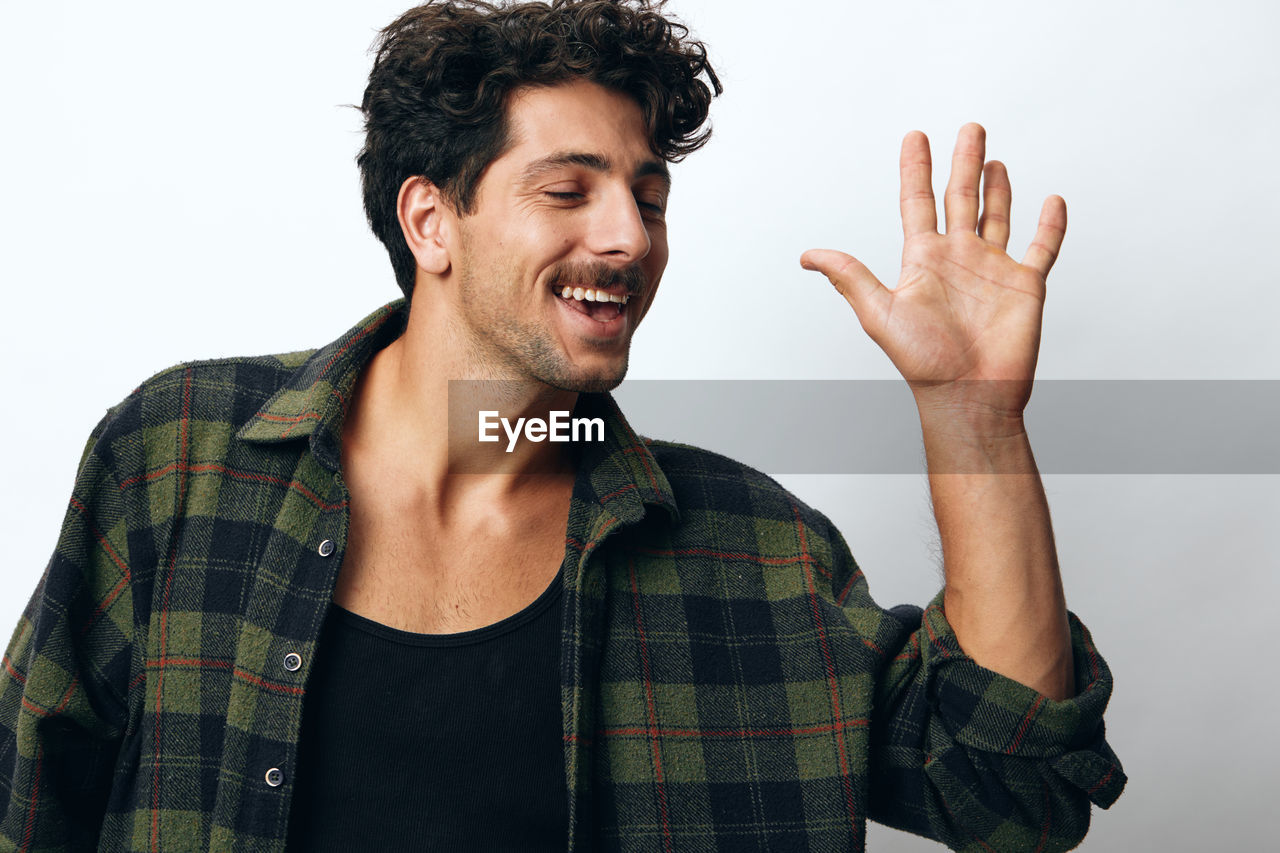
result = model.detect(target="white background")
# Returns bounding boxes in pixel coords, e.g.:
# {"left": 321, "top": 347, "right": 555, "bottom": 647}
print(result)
{"left": 3, "top": 1, "right": 1278, "bottom": 849}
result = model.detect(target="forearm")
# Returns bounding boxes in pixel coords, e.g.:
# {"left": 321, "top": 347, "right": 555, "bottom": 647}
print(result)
{"left": 920, "top": 407, "right": 1074, "bottom": 700}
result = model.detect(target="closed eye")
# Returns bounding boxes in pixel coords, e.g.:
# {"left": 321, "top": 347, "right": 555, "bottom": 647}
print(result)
{"left": 638, "top": 201, "right": 667, "bottom": 222}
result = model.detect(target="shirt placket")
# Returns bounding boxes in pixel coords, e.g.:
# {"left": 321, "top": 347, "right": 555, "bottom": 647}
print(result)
{"left": 209, "top": 458, "right": 348, "bottom": 847}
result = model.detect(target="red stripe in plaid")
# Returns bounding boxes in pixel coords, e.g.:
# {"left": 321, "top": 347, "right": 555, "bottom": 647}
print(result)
{"left": 68, "top": 497, "right": 130, "bottom": 574}
{"left": 152, "top": 367, "right": 193, "bottom": 853}
{"left": 68, "top": 495, "right": 133, "bottom": 638}
{"left": 120, "top": 463, "right": 345, "bottom": 511}
{"left": 150, "top": 657, "right": 231, "bottom": 670}
{"left": 599, "top": 718, "right": 869, "bottom": 739}
{"left": 318, "top": 305, "right": 393, "bottom": 376}
{"left": 633, "top": 546, "right": 834, "bottom": 580}
{"left": 19, "top": 677, "right": 77, "bottom": 719}
{"left": 19, "top": 743, "right": 41, "bottom": 853}
{"left": 2, "top": 655, "right": 26, "bottom": 686}
{"left": 628, "top": 555, "right": 674, "bottom": 853}
{"left": 1035, "top": 781, "right": 1052, "bottom": 853}
{"left": 924, "top": 603, "right": 956, "bottom": 659}
{"left": 836, "top": 568, "right": 864, "bottom": 604}
{"left": 255, "top": 411, "right": 322, "bottom": 425}
{"left": 231, "top": 668, "right": 305, "bottom": 697}
{"left": 79, "top": 577, "right": 129, "bottom": 639}
{"left": 278, "top": 388, "right": 347, "bottom": 439}
{"left": 894, "top": 634, "right": 922, "bottom": 662}
{"left": 1088, "top": 765, "right": 1117, "bottom": 796}
{"left": 613, "top": 401, "right": 663, "bottom": 499}
{"left": 143, "top": 658, "right": 304, "bottom": 697}
{"left": 792, "top": 501, "right": 859, "bottom": 833}
{"left": 1006, "top": 694, "right": 1046, "bottom": 754}
{"left": 599, "top": 483, "right": 638, "bottom": 503}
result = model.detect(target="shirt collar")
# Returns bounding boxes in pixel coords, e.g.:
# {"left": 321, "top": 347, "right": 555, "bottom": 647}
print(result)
{"left": 570, "top": 391, "right": 680, "bottom": 527}
{"left": 235, "top": 300, "right": 409, "bottom": 471}
{"left": 235, "top": 299, "right": 679, "bottom": 524}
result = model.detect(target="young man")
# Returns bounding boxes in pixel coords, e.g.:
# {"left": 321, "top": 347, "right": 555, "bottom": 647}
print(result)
{"left": 1, "top": 1, "right": 1124, "bottom": 850}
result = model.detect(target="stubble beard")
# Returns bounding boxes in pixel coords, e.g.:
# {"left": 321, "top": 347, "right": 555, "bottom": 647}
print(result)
{"left": 455, "top": 253, "right": 638, "bottom": 394}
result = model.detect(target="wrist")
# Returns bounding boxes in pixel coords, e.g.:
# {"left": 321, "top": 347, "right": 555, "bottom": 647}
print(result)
{"left": 916, "top": 402, "right": 1027, "bottom": 443}
{"left": 911, "top": 380, "right": 1030, "bottom": 442}
{"left": 911, "top": 376, "right": 1027, "bottom": 419}
{"left": 917, "top": 408, "right": 1036, "bottom": 475}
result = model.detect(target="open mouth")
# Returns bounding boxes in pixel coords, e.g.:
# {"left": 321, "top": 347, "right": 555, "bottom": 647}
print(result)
{"left": 554, "top": 285, "right": 629, "bottom": 322}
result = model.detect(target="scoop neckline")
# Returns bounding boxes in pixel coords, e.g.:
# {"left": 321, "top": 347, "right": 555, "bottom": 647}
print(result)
{"left": 327, "top": 571, "right": 563, "bottom": 648}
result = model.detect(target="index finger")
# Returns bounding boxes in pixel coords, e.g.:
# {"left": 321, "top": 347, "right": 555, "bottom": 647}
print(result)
{"left": 899, "top": 131, "right": 937, "bottom": 238}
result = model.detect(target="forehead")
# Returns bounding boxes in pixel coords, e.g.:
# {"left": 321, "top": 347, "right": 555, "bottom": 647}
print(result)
{"left": 498, "top": 80, "right": 656, "bottom": 173}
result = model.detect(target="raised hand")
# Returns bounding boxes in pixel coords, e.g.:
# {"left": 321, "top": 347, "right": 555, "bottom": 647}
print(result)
{"left": 801, "top": 123, "right": 1065, "bottom": 422}
{"left": 801, "top": 124, "right": 1076, "bottom": 700}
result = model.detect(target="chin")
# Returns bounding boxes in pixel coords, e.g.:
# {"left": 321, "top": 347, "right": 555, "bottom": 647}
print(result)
{"left": 542, "top": 371, "right": 626, "bottom": 394}
{"left": 565, "top": 376, "right": 625, "bottom": 393}
{"left": 511, "top": 332, "right": 631, "bottom": 394}
{"left": 539, "top": 358, "right": 629, "bottom": 394}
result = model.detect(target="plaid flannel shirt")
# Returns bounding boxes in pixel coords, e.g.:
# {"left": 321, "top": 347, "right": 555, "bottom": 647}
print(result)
{"left": 1, "top": 301, "right": 1125, "bottom": 852}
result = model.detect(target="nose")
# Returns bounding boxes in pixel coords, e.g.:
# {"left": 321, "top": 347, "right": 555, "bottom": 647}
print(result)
{"left": 586, "top": 189, "right": 651, "bottom": 263}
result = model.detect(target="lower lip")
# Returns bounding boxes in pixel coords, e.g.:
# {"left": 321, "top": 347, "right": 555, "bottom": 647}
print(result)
{"left": 554, "top": 293, "right": 631, "bottom": 340}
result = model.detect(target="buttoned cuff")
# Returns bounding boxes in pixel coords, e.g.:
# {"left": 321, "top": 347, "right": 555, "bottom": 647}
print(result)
{"left": 919, "top": 592, "right": 1127, "bottom": 808}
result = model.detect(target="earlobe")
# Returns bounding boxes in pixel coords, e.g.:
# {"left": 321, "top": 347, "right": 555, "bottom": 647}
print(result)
{"left": 397, "top": 177, "right": 452, "bottom": 276}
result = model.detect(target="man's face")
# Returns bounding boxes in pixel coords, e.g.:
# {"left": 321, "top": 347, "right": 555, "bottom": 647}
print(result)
{"left": 447, "top": 79, "right": 671, "bottom": 392}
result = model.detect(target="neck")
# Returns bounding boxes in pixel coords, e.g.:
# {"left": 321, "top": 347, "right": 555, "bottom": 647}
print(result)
{"left": 343, "top": 295, "right": 580, "bottom": 502}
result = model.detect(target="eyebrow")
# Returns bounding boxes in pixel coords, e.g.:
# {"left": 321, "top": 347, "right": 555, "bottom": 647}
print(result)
{"left": 517, "top": 151, "right": 671, "bottom": 190}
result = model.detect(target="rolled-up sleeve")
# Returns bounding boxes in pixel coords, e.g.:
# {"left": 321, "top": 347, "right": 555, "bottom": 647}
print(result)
{"left": 868, "top": 591, "right": 1126, "bottom": 852}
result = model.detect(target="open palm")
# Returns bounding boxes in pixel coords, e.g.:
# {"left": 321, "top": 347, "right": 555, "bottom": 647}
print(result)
{"left": 802, "top": 123, "right": 1065, "bottom": 418}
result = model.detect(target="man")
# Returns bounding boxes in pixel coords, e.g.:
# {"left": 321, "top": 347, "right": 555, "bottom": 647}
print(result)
{"left": 0, "top": 0, "right": 1124, "bottom": 850}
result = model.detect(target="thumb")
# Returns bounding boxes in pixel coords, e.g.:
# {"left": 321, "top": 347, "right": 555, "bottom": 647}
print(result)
{"left": 799, "top": 248, "right": 890, "bottom": 319}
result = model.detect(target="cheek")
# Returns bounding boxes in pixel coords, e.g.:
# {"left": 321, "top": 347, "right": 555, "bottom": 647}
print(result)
{"left": 637, "top": 273, "right": 663, "bottom": 324}
{"left": 647, "top": 232, "right": 670, "bottom": 276}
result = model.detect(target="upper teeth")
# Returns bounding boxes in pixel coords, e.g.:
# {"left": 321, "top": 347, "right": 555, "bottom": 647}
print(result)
{"left": 560, "top": 286, "right": 629, "bottom": 304}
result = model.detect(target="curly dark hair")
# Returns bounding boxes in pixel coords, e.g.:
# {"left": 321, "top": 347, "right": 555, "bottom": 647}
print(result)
{"left": 358, "top": 0, "right": 722, "bottom": 298}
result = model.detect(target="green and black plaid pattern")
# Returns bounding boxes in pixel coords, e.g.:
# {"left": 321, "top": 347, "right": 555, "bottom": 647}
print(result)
{"left": 1, "top": 301, "right": 1124, "bottom": 852}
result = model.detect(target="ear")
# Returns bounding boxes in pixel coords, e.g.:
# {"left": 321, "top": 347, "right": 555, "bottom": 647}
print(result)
{"left": 396, "top": 177, "right": 454, "bottom": 277}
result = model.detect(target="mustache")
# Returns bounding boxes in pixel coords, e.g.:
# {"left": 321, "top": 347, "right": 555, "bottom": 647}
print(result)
{"left": 546, "top": 262, "right": 646, "bottom": 297}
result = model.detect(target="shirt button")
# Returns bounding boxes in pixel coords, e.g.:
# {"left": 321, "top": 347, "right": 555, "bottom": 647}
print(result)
{"left": 283, "top": 652, "right": 302, "bottom": 672}
{"left": 317, "top": 539, "right": 335, "bottom": 557}
{"left": 265, "top": 767, "right": 284, "bottom": 787}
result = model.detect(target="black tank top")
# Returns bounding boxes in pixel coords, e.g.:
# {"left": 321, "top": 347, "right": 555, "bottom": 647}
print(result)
{"left": 285, "top": 576, "right": 568, "bottom": 851}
